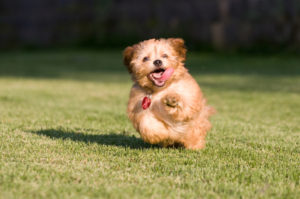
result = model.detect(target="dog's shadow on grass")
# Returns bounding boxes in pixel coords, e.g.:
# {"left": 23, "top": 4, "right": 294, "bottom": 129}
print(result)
{"left": 30, "top": 129, "right": 158, "bottom": 149}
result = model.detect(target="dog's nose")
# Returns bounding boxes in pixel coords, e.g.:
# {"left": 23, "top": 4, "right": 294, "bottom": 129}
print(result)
{"left": 153, "top": 59, "right": 162, "bottom": 67}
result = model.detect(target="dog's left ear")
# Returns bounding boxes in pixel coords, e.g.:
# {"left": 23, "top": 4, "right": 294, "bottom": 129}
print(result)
{"left": 168, "top": 38, "right": 187, "bottom": 61}
{"left": 123, "top": 46, "right": 135, "bottom": 73}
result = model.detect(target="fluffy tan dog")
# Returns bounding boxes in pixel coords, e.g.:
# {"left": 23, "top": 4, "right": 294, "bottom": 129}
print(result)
{"left": 123, "top": 38, "right": 215, "bottom": 149}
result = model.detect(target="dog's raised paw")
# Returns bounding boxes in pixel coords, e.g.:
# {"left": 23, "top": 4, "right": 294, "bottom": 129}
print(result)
{"left": 163, "top": 94, "right": 180, "bottom": 108}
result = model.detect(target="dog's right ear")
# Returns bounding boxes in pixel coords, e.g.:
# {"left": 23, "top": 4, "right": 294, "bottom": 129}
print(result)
{"left": 123, "top": 46, "right": 135, "bottom": 73}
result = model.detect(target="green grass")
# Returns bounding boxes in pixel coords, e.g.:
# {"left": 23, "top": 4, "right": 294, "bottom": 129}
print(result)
{"left": 0, "top": 50, "right": 299, "bottom": 199}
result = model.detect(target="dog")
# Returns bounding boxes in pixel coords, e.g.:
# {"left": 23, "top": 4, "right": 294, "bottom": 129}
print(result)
{"left": 123, "top": 38, "right": 215, "bottom": 149}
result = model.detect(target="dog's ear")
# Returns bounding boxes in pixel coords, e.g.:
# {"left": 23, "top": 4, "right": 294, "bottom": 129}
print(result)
{"left": 168, "top": 38, "right": 187, "bottom": 61}
{"left": 123, "top": 46, "right": 135, "bottom": 73}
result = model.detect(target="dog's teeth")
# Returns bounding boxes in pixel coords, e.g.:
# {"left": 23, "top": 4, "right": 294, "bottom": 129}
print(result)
{"left": 152, "top": 72, "right": 163, "bottom": 78}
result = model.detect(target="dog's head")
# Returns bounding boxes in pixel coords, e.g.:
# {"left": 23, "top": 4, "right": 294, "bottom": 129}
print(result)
{"left": 123, "top": 38, "right": 187, "bottom": 90}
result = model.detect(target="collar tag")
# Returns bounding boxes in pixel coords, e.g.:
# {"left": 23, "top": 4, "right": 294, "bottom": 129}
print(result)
{"left": 142, "top": 95, "right": 151, "bottom": 110}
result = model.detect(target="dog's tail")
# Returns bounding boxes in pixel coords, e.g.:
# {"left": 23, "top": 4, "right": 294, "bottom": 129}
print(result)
{"left": 200, "top": 99, "right": 216, "bottom": 118}
{"left": 197, "top": 102, "right": 216, "bottom": 133}
{"left": 202, "top": 106, "right": 216, "bottom": 118}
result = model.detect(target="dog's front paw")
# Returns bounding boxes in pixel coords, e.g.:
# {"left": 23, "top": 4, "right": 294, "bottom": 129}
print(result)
{"left": 162, "top": 94, "right": 180, "bottom": 108}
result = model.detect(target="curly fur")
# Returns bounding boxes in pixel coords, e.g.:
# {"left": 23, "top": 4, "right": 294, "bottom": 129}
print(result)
{"left": 123, "top": 38, "right": 215, "bottom": 150}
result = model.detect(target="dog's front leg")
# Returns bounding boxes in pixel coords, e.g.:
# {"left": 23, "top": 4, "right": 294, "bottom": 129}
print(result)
{"left": 161, "top": 93, "right": 191, "bottom": 122}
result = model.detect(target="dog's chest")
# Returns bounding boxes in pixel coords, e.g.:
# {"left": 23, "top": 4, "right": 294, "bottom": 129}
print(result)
{"left": 138, "top": 92, "right": 187, "bottom": 134}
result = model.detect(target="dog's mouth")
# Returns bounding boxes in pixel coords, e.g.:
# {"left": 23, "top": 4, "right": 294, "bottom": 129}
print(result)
{"left": 148, "top": 67, "right": 174, "bottom": 87}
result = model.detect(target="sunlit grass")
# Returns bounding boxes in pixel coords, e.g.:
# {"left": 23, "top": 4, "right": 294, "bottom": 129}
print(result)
{"left": 0, "top": 51, "right": 299, "bottom": 199}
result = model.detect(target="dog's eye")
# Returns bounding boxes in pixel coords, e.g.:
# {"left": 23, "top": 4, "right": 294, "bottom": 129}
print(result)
{"left": 143, "top": 56, "right": 149, "bottom": 62}
{"left": 162, "top": 54, "right": 168, "bottom": 58}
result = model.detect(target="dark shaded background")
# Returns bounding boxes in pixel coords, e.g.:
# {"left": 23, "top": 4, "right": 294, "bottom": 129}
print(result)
{"left": 0, "top": 0, "right": 300, "bottom": 51}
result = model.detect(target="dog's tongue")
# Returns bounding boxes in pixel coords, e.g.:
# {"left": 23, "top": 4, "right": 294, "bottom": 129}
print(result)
{"left": 159, "top": 67, "right": 174, "bottom": 81}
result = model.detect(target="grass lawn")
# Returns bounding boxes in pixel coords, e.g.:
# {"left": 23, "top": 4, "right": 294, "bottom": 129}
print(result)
{"left": 0, "top": 50, "right": 299, "bottom": 199}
